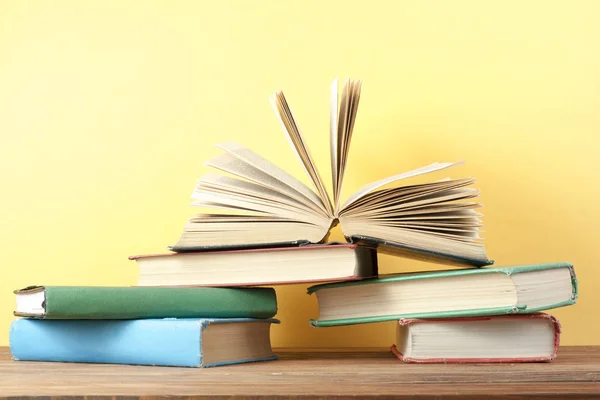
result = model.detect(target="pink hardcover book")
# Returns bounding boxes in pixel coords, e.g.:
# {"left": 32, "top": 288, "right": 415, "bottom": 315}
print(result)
{"left": 391, "top": 314, "right": 561, "bottom": 363}
{"left": 129, "top": 243, "right": 377, "bottom": 287}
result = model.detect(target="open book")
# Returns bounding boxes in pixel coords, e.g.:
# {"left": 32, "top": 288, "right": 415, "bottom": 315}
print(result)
{"left": 172, "top": 78, "right": 492, "bottom": 267}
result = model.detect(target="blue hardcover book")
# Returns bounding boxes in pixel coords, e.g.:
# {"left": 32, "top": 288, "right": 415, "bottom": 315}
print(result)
{"left": 9, "top": 317, "right": 279, "bottom": 368}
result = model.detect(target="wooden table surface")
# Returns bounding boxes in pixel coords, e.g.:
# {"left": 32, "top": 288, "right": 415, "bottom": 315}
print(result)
{"left": 1, "top": 346, "right": 599, "bottom": 399}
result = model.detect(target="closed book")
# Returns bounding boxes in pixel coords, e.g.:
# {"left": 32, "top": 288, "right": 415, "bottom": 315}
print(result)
{"left": 14, "top": 286, "right": 277, "bottom": 319}
{"left": 308, "top": 262, "right": 577, "bottom": 327}
{"left": 391, "top": 314, "right": 561, "bottom": 363}
{"left": 130, "top": 243, "right": 377, "bottom": 287}
{"left": 10, "top": 318, "right": 278, "bottom": 368}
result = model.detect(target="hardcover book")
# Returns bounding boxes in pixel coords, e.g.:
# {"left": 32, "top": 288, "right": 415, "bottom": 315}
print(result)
{"left": 13, "top": 286, "right": 277, "bottom": 319}
{"left": 130, "top": 243, "right": 377, "bottom": 287}
{"left": 171, "top": 78, "right": 492, "bottom": 267}
{"left": 391, "top": 314, "right": 561, "bottom": 363}
{"left": 10, "top": 318, "right": 278, "bottom": 368}
{"left": 307, "top": 262, "right": 577, "bottom": 327}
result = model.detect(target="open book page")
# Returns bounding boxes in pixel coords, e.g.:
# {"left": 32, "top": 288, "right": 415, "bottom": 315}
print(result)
{"left": 332, "top": 79, "right": 362, "bottom": 215}
{"left": 196, "top": 174, "right": 319, "bottom": 215}
{"left": 340, "top": 161, "right": 464, "bottom": 211}
{"left": 191, "top": 175, "right": 330, "bottom": 227}
{"left": 206, "top": 145, "right": 328, "bottom": 217}
{"left": 189, "top": 214, "right": 296, "bottom": 223}
{"left": 340, "top": 178, "right": 460, "bottom": 215}
{"left": 270, "top": 91, "right": 334, "bottom": 217}
{"left": 360, "top": 209, "right": 483, "bottom": 227}
{"left": 343, "top": 202, "right": 482, "bottom": 218}
{"left": 175, "top": 217, "right": 328, "bottom": 248}
{"left": 190, "top": 193, "right": 304, "bottom": 222}
{"left": 330, "top": 78, "right": 339, "bottom": 209}
{"left": 338, "top": 178, "right": 488, "bottom": 264}
{"left": 345, "top": 188, "right": 480, "bottom": 219}
{"left": 340, "top": 178, "right": 476, "bottom": 216}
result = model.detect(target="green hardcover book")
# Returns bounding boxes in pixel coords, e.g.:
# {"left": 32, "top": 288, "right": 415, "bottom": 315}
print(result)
{"left": 13, "top": 286, "right": 277, "bottom": 320}
{"left": 307, "top": 262, "right": 577, "bottom": 327}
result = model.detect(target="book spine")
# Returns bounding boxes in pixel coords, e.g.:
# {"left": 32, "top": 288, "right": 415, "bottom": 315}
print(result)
{"left": 40, "top": 286, "right": 277, "bottom": 319}
{"left": 9, "top": 318, "right": 203, "bottom": 367}
{"left": 545, "top": 313, "right": 561, "bottom": 359}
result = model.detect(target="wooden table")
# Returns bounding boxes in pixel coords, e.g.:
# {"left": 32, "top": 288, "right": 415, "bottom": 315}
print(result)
{"left": 1, "top": 346, "right": 599, "bottom": 399}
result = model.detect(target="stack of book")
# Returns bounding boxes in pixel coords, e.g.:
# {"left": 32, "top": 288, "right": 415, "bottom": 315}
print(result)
{"left": 307, "top": 262, "right": 576, "bottom": 363}
{"left": 9, "top": 77, "right": 577, "bottom": 366}
{"left": 153, "top": 77, "right": 576, "bottom": 363}
{"left": 10, "top": 286, "right": 279, "bottom": 367}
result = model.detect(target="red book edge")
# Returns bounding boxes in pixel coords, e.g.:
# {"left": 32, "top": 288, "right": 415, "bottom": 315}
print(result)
{"left": 128, "top": 242, "right": 360, "bottom": 260}
{"left": 390, "top": 313, "right": 561, "bottom": 364}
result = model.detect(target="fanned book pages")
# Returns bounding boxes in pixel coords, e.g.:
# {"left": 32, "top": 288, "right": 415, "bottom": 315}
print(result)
{"left": 172, "top": 78, "right": 492, "bottom": 267}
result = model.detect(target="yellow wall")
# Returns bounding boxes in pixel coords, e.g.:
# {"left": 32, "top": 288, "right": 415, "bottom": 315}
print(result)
{"left": 1, "top": 0, "right": 598, "bottom": 347}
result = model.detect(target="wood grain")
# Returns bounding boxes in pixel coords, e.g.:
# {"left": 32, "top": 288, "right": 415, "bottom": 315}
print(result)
{"left": 1, "top": 346, "right": 599, "bottom": 399}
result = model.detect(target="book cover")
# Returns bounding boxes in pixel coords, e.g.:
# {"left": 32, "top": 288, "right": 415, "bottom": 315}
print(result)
{"left": 170, "top": 239, "right": 311, "bottom": 253}
{"left": 14, "top": 286, "right": 277, "bottom": 319}
{"left": 391, "top": 314, "right": 561, "bottom": 363}
{"left": 10, "top": 318, "right": 279, "bottom": 368}
{"left": 347, "top": 235, "right": 493, "bottom": 267}
{"left": 307, "top": 262, "right": 577, "bottom": 327}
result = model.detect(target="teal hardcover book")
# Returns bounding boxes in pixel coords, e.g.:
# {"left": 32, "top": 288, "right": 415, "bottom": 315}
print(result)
{"left": 307, "top": 262, "right": 577, "bottom": 327}
{"left": 14, "top": 285, "right": 277, "bottom": 320}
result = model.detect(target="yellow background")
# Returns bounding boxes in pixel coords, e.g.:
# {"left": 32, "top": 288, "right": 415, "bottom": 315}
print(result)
{"left": 1, "top": 0, "right": 598, "bottom": 348}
